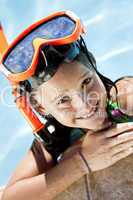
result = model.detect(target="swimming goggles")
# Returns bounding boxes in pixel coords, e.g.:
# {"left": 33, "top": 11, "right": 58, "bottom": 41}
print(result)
{"left": 0, "top": 10, "right": 85, "bottom": 83}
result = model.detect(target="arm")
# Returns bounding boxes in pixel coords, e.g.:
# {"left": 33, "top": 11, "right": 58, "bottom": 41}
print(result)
{"left": 5, "top": 140, "right": 54, "bottom": 188}
{"left": 0, "top": 188, "right": 4, "bottom": 200}
{"left": 2, "top": 150, "right": 88, "bottom": 200}
{"left": 2, "top": 122, "right": 133, "bottom": 200}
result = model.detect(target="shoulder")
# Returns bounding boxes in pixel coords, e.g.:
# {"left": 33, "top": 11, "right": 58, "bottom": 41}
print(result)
{"left": 6, "top": 139, "right": 54, "bottom": 188}
{"left": 110, "top": 76, "right": 133, "bottom": 116}
{"left": 30, "top": 139, "right": 55, "bottom": 172}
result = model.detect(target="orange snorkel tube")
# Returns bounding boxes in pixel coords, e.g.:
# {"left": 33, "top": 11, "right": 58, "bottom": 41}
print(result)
{"left": 10, "top": 85, "right": 46, "bottom": 139}
{"left": 0, "top": 23, "right": 8, "bottom": 58}
{"left": 12, "top": 82, "right": 45, "bottom": 133}
{"left": 0, "top": 22, "right": 45, "bottom": 136}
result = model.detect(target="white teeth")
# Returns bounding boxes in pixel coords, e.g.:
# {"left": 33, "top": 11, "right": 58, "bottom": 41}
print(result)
{"left": 81, "top": 114, "right": 91, "bottom": 119}
{"left": 78, "top": 106, "right": 98, "bottom": 119}
{"left": 83, "top": 116, "right": 88, "bottom": 119}
{"left": 76, "top": 101, "right": 99, "bottom": 120}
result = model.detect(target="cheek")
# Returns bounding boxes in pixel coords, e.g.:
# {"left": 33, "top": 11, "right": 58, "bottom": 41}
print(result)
{"left": 91, "top": 79, "right": 107, "bottom": 104}
{"left": 50, "top": 108, "right": 76, "bottom": 127}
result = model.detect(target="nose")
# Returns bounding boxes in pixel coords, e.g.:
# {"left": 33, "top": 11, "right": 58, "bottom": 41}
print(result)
{"left": 71, "top": 91, "right": 99, "bottom": 117}
{"left": 71, "top": 92, "right": 92, "bottom": 114}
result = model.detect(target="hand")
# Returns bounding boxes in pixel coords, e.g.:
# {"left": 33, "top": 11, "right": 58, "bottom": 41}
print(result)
{"left": 81, "top": 122, "right": 133, "bottom": 172}
{"left": 61, "top": 123, "right": 133, "bottom": 172}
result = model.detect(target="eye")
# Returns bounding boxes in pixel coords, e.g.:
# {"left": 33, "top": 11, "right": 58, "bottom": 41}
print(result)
{"left": 81, "top": 77, "right": 92, "bottom": 88}
{"left": 57, "top": 96, "right": 71, "bottom": 105}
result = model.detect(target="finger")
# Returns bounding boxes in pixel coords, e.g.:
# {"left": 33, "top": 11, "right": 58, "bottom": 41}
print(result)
{"left": 110, "top": 140, "right": 133, "bottom": 155}
{"left": 104, "top": 122, "right": 133, "bottom": 138}
{"left": 107, "top": 131, "right": 133, "bottom": 147}
{"left": 112, "top": 147, "right": 133, "bottom": 163}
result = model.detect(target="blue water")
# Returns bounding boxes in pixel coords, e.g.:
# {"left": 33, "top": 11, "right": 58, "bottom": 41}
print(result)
{"left": 0, "top": 0, "right": 133, "bottom": 186}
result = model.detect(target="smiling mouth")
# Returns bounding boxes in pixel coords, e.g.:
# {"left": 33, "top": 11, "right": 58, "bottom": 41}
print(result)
{"left": 76, "top": 101, "right": 99, "bottom": 120}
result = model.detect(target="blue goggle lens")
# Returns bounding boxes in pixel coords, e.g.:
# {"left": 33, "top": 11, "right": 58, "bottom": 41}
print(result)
{"left": 4, "top": 16, "right": 76, "bottom": 74}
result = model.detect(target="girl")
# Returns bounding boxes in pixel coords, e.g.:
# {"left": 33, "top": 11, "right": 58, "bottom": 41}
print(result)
{"left": 1, "top": 11, "right": 133, "bottom": 200}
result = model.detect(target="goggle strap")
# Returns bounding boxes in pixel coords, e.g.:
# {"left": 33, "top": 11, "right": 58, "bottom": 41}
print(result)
{"left": 63, "top": 42, "right": 80, "bottom": 63}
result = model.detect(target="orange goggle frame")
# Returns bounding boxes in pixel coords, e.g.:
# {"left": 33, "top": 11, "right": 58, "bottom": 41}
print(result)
{"left": 0, "top": 10, "right": 85, "bottom": 83}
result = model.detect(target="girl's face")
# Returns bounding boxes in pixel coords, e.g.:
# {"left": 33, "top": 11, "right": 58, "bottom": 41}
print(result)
{"left": 34, "top": 61, "right": 111, "bottom": 131}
